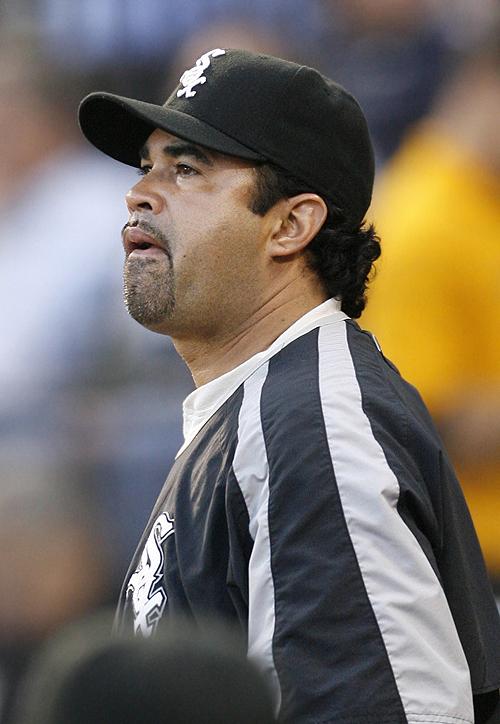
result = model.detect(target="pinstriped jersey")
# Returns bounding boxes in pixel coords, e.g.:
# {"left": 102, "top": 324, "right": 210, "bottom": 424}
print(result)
{"left": 115, "top": 303, "right": 500, "bottom": 724}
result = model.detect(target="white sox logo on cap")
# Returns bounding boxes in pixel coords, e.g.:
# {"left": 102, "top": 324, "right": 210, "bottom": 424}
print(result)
{"left": 177, "top": 48, "right": 226, "bottom": 99}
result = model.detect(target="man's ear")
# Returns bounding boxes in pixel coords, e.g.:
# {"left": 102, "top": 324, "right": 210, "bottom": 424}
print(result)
{"left": 268, "top": 194, "right": 328, "bottom": 258}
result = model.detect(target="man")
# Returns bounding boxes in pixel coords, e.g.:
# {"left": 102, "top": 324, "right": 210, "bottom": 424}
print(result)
{"left": 79, "top": 49, "right": 500, "bottom": 723}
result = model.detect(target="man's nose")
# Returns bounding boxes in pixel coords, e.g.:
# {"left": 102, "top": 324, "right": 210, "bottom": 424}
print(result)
{"left": 125, "top": 177, "right": 164, "bottom": 215}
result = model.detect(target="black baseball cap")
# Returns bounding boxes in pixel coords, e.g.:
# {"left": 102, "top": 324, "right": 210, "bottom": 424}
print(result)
{"left": 78, "top": 48, "right": 374, "bottom": 224}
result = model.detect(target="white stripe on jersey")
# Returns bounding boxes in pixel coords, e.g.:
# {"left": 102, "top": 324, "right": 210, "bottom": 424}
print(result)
{"left": 317, "top": 322, "right": 473, "bottom": 724}
{"left": 232, "top": 362, "right": 281, "bottom": 715}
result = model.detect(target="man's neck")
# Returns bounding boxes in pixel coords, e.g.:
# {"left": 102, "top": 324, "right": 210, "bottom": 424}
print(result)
{"left": 173, "top": 286, "right": 329, "bottom": 388}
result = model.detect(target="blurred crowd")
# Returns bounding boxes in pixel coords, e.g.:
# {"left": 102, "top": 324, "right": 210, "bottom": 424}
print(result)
{"left": 0, "top": 0, "right": 498, "bottom": 721}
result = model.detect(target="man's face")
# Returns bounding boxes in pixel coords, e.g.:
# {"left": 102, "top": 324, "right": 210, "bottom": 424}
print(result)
{"left": 122, "top": 129, "right": 270, "bottom": 338}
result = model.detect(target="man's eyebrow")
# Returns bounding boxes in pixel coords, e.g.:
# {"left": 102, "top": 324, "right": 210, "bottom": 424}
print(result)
{"left": 139, "top": 141, "right": 214, "bottom": 167}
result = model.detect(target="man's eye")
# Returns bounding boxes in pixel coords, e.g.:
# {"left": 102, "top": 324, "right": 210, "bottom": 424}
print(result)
{"left": 138, "top": 166, "right": 151, "bottom": 176}
{"left": 175, "top": 163, "right": 198, "bottom": 177}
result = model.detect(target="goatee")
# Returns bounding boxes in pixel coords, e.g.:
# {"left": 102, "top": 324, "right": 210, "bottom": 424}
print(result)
{"left": 123, "top": 255, "right": 175, "bottom": 326}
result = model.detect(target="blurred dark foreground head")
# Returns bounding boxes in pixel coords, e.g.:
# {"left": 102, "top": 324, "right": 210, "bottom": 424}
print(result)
{"left": 15, "top": 615, "right": 276, "bottom": 724}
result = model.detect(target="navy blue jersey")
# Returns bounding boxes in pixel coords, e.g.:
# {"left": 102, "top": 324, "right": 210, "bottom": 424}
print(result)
{"left": 116, "top": 317, "right": 500, "bottom": 723}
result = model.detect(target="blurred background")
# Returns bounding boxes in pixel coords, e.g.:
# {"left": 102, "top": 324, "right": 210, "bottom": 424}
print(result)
{"left": 0, "top": 0, "right": 498, "bottom": 720}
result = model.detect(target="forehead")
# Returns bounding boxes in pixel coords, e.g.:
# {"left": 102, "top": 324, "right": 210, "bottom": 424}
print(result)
{"left": 141, "top": 128, "right": 201, "bottom": 155}
{"left": 141, "top": 128, "right": 255, "bottom": 172}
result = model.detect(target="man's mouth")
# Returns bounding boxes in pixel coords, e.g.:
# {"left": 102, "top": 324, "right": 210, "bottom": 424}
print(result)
{"left": 123, "top": 226, "right": 168, "bottom": 257}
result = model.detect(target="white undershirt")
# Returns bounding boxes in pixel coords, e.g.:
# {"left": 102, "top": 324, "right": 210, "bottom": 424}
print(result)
{"left": 178, "top": 299, "right": 346, "bottom": 456}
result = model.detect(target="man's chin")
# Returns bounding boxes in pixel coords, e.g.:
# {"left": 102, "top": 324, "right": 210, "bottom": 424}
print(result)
{"left": 138, "top": 316, "right": 173, "bottom": 335}
{"left": 124, "top": 299, "right": 173, "bottom": 330}
{"left": 123, "top": 261, "right": 175, "bottom": 331}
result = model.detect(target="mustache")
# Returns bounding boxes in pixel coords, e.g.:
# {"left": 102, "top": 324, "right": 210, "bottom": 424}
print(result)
{"left": 121, "top": 217, "right": 171, "bottom": 257}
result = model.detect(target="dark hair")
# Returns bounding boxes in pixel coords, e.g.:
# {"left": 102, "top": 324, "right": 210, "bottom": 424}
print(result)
{"left": 250, "top": 163, "right": 381, "bottom": 318}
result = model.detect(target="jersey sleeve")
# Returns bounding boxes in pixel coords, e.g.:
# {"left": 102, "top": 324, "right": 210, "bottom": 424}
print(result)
{"left": 231, "top": 326, "right": 478, "bottom": 724}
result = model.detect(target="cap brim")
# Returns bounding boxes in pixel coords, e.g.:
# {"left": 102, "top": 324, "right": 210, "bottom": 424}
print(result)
{"left": 78, "top": 92, "right": 266, "bottom": 167}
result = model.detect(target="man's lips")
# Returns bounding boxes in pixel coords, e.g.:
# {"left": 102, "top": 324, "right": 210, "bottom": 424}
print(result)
{"left": 123, "top": 227, "right": 168, "bottom": 257}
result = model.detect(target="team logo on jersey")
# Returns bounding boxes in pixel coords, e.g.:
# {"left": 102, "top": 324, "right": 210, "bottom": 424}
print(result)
{"left": 177, "top": 48, "right": 226, "bottom": 98}
{"left": 126, "top": 512, "right": 175, "bottom": 637}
